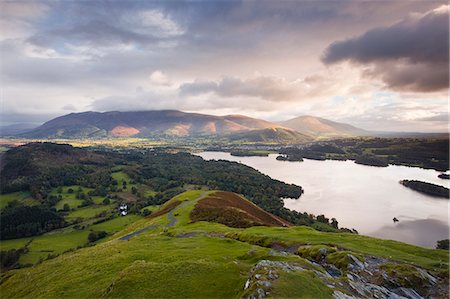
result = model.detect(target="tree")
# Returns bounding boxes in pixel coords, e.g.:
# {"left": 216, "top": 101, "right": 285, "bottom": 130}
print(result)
{"left": 102, "top": 198, "right": 110, "bottom": 205}
{"left": 131, "top": 186, "right": 138, "bottom": 195}
{"left": 436, "top": 239, "right": 449, "bottom": 250}
{"left": 63, "top": 203, "right": 70, "bottom": 212}
{"left": 316, "top": 215, "right": 329, "bottom": 224}
{"left": 330, "top": 218, "right": 338, "bottom": 229}
{"left": 57, "top": 186, "right": 63, "bottom": 193}
{"left": 67, "top": 188, "right": 74, "bottom": 194}
{"left": 88, "top": 231, "right": 107, "bottom": 243}
{"left": 142, "top": 209, "right": 151, "bottom": 216}
{"left": 88, "top": 231, "right": 98, "bottom": 242}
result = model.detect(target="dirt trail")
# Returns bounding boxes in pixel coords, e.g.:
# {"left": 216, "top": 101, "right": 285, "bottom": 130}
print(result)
{"left": 119, "top": 192, "right": 208, "bottom": 241}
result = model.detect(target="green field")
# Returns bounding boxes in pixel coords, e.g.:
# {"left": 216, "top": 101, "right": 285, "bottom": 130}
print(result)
{"left": 0, "top": 237, "right": 32, "bottom": 251}
{"left": 91, "top": 215, "right": 142, "bottom": 233}
{"left": 111, "top": 172, "right": 136, "bottom": 187}
{"left": 19, "top": 229, "right": 91, "bottom": 265}
{"left": 111, "top": 171, "right": 156, "bottom": 198}
{"left": 0, "top": 192, "right": 38, "bottom": 209}
{"left": 52, "top": 186, "right": 93, "bottom": 210}
{"left": 66, "top": 205, "right": 114, "bottom": 220}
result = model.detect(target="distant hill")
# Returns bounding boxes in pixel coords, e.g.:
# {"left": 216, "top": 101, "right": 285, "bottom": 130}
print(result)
{"left": 0, "top": 123, "right": 38, "bottom": 136}
{"left": 279, "top": 115, "right": 369, "bottom": 138}
{"left": 228, "top": 127, "right": 312, "bottom": 143}
{"left": 20, "top": 110, "right": 297, "bottom": 140}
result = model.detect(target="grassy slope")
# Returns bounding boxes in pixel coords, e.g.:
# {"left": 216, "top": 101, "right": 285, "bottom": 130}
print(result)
{"left": 1, "top": 190, "right": 447, "bottom": 298}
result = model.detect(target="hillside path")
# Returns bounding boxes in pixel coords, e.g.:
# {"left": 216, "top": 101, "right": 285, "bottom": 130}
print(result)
{"left": 119, "top": 191, "right": 209, "bottom": 241}
{"left": 166, "top": 192, "right": 209, "bottom": 227}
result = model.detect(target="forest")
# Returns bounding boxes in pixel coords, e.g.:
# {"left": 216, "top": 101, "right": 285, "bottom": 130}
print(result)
{"left": 277, "top": 138, "right": 449, "bottom": 171}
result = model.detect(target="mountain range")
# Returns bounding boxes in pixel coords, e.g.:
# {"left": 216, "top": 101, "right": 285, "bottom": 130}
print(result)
{"left": 13, "top": 110, "right": 373, "bottom": 142}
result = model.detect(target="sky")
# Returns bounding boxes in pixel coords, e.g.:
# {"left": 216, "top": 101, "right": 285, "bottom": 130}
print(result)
{"left": 0, "top": 0, "right": 448, "bottom": 132}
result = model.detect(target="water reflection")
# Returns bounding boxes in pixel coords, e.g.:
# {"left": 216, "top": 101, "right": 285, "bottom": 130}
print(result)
{"left": 196, "top": 152, "right": 449, "bottom": 248}
{"left": 371, "top": 218, "right": 449, "bottom": 248}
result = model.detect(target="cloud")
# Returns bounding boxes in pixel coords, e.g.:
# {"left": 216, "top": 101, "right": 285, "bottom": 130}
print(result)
{"left": 180, "top": 76, "right": 303, "bottom": 101}
{"left": 418, "top": 113, "right": 449, "bottom": 122}
{"left": 0, "top": 1, "right": 50, "bottom": 40}
{"left": 1, "top": 1, "right": 448, "bottom": 132}
{"left": 26, "top": 7, "right": 184, "bottom": 56}
{"left": 149, "top": 70, "right": 171, "bottom": 86}
{"left": 322, "top": 5, "right": 449, "bottom": 92}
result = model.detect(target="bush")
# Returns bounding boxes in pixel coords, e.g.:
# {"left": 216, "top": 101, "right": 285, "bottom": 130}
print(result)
{"left": 88, "top": 230, "right": 108, "bottom": 243}
{"left": 437, "top": 239, "right": 449, "bottom": 250}
{"left": 102, "top": 198, "right": 111, "bottom": 205}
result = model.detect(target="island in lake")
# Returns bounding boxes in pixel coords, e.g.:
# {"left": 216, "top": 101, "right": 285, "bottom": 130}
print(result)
{"left": 400, "top": 180, "right": 449, "bottom": 199}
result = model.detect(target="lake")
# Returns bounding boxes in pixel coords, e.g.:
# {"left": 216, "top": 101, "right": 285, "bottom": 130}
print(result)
{"left": 196, "top": 152, "right": 449, "bottom": 248}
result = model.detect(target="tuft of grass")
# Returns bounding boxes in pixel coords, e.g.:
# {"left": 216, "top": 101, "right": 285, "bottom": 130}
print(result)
{"left": 325, "top": 251, "right": 364, "bottom": 269}
{"left": 297, "top": 245, "right": 336, "bottom": 262}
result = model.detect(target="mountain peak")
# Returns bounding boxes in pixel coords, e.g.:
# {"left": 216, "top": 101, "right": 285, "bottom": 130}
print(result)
{"left": 279, "top": 115, "right": 369, "bottom": 138}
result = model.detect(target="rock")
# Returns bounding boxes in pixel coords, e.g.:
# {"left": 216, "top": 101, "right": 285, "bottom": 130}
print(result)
{"left": 244, "top": 279, "right": 250, "bottom": 290}
{"left": 394, "top": 287, "right": 424, "bottom": 299}
{"left": 349, "top": 281, "right": 405, "bottom": 299}
{"left": 314, "top": 269, "right": 332, "bottom": 279}
{"left": 416, "top": 268, "right": 437, "bottom": 285}
{"left": 319, "top": 247, "right": 328, "bottom": 255}
{"left": 325, "top": 264, "right": 342, "bottom": 278}
{"left": 256, "top": 288, "right": 265, "bottom": 298}
{"left": 333, "top": 290, "right": 358, "bottom": 299}
{"left": 257, "top": 281, "right": 272, "bottom": 288}
{"left": 348, "top": 254, "right": 365, "bottom": 271}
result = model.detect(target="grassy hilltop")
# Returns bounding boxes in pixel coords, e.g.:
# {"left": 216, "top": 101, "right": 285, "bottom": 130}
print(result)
{"left": 1, "top": 190, "right": 448, "bottom": 298}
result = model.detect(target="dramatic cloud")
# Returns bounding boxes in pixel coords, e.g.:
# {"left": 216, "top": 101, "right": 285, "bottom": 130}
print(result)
{"left": 1, "top": 1, "right": 447, "bottom": 132}
{"left": 322, "top": 5, "right": 449, "bottom": 92}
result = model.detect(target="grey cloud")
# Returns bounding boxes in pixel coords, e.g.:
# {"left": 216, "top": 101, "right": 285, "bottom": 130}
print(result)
{"left": 322, "top": 6, "right": 449, "bottom": 92}
{"left": 62, "top": 104, "right": 77, "bottom": 111}
{"left": 179, "top": 76, "right": 298, "bottom": 101}
{"left": 0, "top": 112, "right": 58, "bottom": 126}
{"left": 418, "top": 113, "right": 449, "bottom": 122}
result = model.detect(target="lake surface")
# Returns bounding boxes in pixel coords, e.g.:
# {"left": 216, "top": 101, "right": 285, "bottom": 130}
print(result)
{"left": 196, "top": 152, "right": 449, "bottom": 248}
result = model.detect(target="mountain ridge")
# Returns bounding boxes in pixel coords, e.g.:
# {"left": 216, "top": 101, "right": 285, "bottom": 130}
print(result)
{"left": 16, "top": 110, "right": 370, "bottom": 142}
